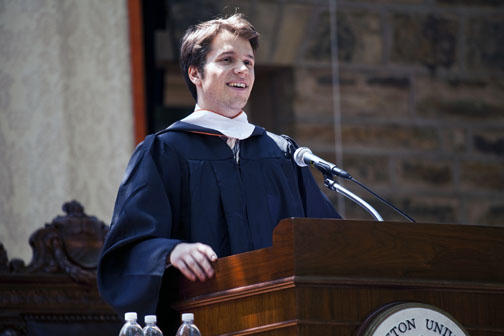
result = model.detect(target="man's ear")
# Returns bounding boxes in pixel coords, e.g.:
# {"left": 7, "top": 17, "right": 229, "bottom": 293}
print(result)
{"left": 188, "top": 65, "right": 201, "bottom": 86}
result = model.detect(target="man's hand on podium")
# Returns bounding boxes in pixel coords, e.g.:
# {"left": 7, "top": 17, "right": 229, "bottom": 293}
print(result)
{"left": 169, "top": 242, "right": 217, "bottom": 282}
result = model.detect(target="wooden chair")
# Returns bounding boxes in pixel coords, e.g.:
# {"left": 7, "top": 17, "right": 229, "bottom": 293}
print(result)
{"left": 0, "top": 201, "right": 121, "bottom": 336}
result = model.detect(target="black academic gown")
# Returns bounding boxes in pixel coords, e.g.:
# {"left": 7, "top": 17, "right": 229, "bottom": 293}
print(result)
{"left": 97, "top": 122, "right": 340, "bottom": 328}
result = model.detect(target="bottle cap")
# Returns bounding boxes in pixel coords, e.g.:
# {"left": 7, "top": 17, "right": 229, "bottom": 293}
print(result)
{"left": 145, "top": 315, "right": 157, "bottom": 324}
{"left": 181, "top": 313, "right": 194, "bottom": 322}
{"left": 124, "top": 312, "right": 137, "bottom": 321}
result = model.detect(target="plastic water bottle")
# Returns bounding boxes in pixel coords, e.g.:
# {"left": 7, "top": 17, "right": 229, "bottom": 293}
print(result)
{"left": 175, "top": 313, "right": 201, "bottom": 336}
{"left": 143, "top": 315, "right": 163, "bottom": 336}
{"left": 119, "top": 312, "right": 144, "bottom": 336}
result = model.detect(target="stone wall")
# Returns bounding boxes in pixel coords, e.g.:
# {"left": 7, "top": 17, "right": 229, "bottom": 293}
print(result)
{"left": 0, "top": 0, "right": 134, "bottom": 262}
{"left": 160, "top": 0, "right": 503, "bottom": 225}
{"left": 292, "top": 0, "right": 504, "bottom": 225}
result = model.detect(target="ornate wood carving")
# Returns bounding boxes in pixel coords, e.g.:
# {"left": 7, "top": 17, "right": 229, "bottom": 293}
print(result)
{"left": 4, "top": 200, "right": 108, "bottom": 284}
{"left": 0, "top": 244, "right": 8, "bottom": 272}
{"left": 0, "top": 201, "right": 121, "bottom": 336}
{"left": 0, "top": 325, "right": 25, "bottom": 336}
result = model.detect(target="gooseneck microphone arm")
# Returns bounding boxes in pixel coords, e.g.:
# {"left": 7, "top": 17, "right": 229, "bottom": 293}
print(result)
{"left": 324, "top": 177, "right": 384, "bottom": 221}
{"left": 293, "top": 146, "right": 415, "bottom": 223}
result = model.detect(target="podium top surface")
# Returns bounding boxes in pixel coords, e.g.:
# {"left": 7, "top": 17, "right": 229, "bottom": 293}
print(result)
{"left": 169, "top": 218, "right": 504, "bottom": 301}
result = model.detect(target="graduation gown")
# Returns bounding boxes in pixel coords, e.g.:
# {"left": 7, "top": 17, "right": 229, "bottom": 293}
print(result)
{"left": 97, "top": 121, "right": 340, "bottom": 321}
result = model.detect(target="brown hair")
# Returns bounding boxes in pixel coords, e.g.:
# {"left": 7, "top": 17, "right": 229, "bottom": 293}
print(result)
{"left": 179, "top": 13, "right": 259, "bottom": 101}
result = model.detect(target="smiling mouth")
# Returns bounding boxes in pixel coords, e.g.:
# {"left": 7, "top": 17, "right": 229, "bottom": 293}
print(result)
{"left": 227, "top": 82, "right": 247, "bottom": 88}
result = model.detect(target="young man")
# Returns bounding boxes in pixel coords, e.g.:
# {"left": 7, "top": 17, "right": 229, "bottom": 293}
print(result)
{"left": 98, "top": 13, "right": 340, "bottom": 330}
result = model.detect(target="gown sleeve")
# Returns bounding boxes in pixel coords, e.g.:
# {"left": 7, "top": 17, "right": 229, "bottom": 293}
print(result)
{"left": 97, "top": 134, "right": 185, "bottom": 318}
{"left": 297, "top": 164, "right": 342, "bottom": 219}
{"left": 280, "top": 135, "right": 341, "bottom": 219}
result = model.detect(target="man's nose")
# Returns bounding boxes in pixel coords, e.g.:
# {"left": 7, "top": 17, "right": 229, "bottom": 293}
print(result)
{"left": 234, "top": 62, "right": 249, "bottom": 75}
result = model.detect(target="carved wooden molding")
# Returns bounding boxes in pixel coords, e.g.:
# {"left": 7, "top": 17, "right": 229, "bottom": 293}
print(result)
{"left": 0, "top": 201, "right": 120, "bottom": 336}
{"left": 22, "top": 314, "right": 120, "bottom": 322}
{"left": 0, "top": 243, "right": 8, "bottom": 272}
{"left": 0, "top": 324, "right": 26, "bottom": 336}
{"left": 0, "top": 286, "right": 104, "bottom": 307}
{"left": 1, "top": 201, "right": 108, "bottom": 284}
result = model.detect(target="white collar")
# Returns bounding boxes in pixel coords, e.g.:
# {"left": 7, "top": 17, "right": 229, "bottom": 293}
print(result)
{"left": 180, "top": 105, "right": 255, "bottom": 140}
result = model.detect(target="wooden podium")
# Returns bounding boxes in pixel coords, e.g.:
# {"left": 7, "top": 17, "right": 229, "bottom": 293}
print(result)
{"left": 163, "top": 219, "right": 504, "bottom": 335}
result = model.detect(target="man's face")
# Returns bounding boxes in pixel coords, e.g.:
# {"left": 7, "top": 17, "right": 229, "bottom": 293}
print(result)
{"left": 189, "top": 30, "right": 255, "bottom": 118}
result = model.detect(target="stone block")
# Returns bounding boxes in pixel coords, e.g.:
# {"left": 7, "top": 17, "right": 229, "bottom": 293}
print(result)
{"left": 304, "top": 9, "right": 383, "bottom": 65}
{"left": 340, "top": 72, "right": 411, "bottom": 119}
{"left": 469, "top": 201, "right": 504, "bottom": 226}
{"left": 272, "top": 4, "right": 314, "bottom": 65}
{"left": 441, "top": 128, "right": 468, "bottom": 153}
{"left": 402, "top": 196, "right": 459, "bottom": 223}
{"left": 220, "top": 0, "right": 254, "bottom": 16}
{"left": 415, "top": 76, "right": 504, "bottom": 121}
{"left": 468, "top": 200, "right": 504, "bottom": 227}
{"left": 391, "top": 13, "right": 459, "bottom": 71}
{"left": 397, "top": 158, "right": 453, "bottom": 187}
{"left": 294, "top": 67, "right": 334, "bottom": 121}
{"left": 294, "top": 123, "right": 335, "bottom": 146}
{"left": 357, "top": 0, "right": 424, "bottom": 3}
{"left": 417, "top": 99, "right": 504, "bottom": 120}
{"left": 473, "top": 129, "right": 504, "bottom": 157}
{"left": 294, "top": 68, "right": 411, "bottom": 121}
{"left": 341, "top": 124, "right": 440, "bottom": 150}
{"left": 168, "top": 0, "right": 224, "bottom": 42}
{"left": 465, "top": 16, "right": 504, "bottom": 72}
{"left": 342, "top": 152, "right": 390, "bottom": 185}
{"left": 436, "top": 0, "right": 503, "bottom": 6}
{"left": 381, "top": 196, "right": 459, "bottom": 223}
{"left": 460, "top": 161, "right": 504, "bottom": 190}
{"left": 166, "top": 0, "right": 256, "bottom": 43}
{"left": 252, "top": 1, "right": 281, "bottom": 63}
{"left": 345, "top": 194, "right": 459, "bottom": 224}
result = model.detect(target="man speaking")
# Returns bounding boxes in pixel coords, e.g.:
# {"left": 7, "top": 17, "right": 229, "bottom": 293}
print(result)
{"left": 98, "top": 13, "right": 340, "bottom": 333}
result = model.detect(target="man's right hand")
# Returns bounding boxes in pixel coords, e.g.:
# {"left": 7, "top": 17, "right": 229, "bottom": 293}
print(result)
{"left": 169, "top": 242, "right": 217, "bottom": 282}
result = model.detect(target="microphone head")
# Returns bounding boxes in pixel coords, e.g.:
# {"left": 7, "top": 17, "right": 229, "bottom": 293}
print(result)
{"left": 293, "top": 147, "right": 312, "bottom": 167}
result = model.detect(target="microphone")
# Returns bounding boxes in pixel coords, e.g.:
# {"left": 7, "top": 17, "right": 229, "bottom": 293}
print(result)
{"left": 293, "top": 146, "right": 415, "bottom": 222}
{"left": 293, "top": 147, "right": 351, "bottom": 179}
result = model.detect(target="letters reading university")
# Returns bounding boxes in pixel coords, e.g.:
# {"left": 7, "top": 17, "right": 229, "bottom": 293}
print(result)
{"left": 362, "top": 303, "right": 469, "bottom": 336}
